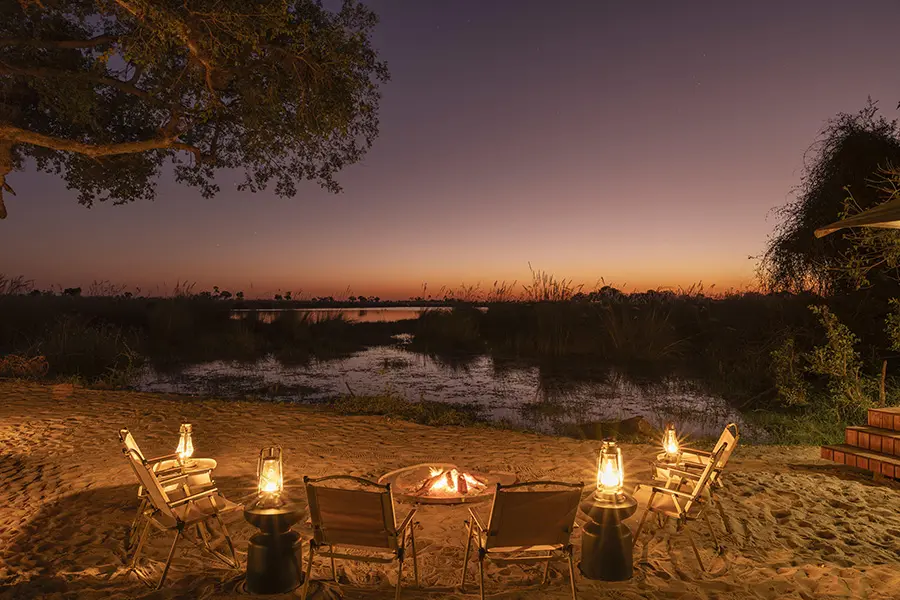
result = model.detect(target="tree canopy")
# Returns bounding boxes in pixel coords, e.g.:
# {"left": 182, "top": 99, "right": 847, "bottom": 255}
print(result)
{"left": 0, "top": 0, "right": 389, "bottom": 219}
{"left": 759, "top": 101, "right": 900, "bottom": 294}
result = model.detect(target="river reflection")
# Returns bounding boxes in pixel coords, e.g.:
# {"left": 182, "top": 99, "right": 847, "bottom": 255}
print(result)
{"left": 136, "top": 342, "right": 750, "bottom": 439}
{"left": 230, "top": 306, "right": 487, "bottom": 323}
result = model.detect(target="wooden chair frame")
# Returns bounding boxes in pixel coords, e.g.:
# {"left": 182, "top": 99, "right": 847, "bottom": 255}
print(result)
{"left": 460, "top": 480, "right": 582, "bottom": 600}
{"left": 300, "top": 475, "right": 418, "bottom": 600}
{"left": 633, "top": 442, "right": 728, "bottom": 571}
{"left": 121, "top": 446, "right": 240, "bottom": 589}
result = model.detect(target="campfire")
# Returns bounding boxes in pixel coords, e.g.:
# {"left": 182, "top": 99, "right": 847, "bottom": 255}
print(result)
{"left": 412, "top": 467, "right": 488, "bottom": 498}
{"left": 378, "top": 463, "right": 516, "bottom": 505}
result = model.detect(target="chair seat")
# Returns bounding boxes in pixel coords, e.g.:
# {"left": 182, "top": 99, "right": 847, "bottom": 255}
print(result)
{"left": 152, "top": 494, "right": 241, "bottom": 529}
{"left": 486, "top": 543, "right": 564, "bottom": 554}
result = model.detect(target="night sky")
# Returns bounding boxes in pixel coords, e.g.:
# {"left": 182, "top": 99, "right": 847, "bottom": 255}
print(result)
{"left": 5, "top": 1, "right": 900, "bottom": 299}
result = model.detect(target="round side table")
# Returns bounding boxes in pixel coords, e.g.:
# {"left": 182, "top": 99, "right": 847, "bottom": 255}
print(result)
{"left": 244, "top": 502, "right": 306, "bottom": 594}
{"left": 579, "top": 491, "right": 638, "bottom": 581}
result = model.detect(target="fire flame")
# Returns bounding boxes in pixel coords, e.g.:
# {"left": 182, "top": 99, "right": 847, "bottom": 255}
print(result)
{"left": 422, "top": 467, "right": 486, "bottom": 496}
{"left": 599, "top": 460, "right": 619, "bottom": 489}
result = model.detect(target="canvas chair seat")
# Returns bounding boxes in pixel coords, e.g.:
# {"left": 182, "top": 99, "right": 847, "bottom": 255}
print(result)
{"left": 151, "top": 494, "right": 241, "bottom": 529}
{"left": 486, "top": 543, "right": 565, "bottom": 554}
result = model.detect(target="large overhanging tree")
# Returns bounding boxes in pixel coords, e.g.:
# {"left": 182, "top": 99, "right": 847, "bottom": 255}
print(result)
{"left": 758, "top": 101, "right": 900, "bottom": 294}
{"left": 0, "top": 0, "right": 388, "bottom": 219}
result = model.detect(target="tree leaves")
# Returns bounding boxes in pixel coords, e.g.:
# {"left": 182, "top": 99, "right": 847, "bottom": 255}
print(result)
{"left": 0, "top": 0, "right": 388, "bottom": 218}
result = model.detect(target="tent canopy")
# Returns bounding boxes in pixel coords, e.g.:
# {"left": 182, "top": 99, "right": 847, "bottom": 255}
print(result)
{"left": 815, "top": 197, "right": 900, "bottom": 237}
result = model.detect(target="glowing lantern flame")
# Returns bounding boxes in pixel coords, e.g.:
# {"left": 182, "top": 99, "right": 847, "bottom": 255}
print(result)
{"left": 257, "top": 447, "right": 284, "bottom": 498}
{"left": 596, "top": 440, "right": 624, "bottom": 495}
{"left": 663, "top": 423, "right": 680, "bottom": 460}
{"left": 176, "top": 423, "right": 194, "bottom": 462}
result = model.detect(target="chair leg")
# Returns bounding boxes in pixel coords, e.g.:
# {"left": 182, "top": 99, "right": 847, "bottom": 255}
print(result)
{"left": 715, "top": 497, "right": 733, "bottom": 536}
{"left": 682, "top": 524, "right": 705, "bottom": 571}
{"left": 129, "top": 519, "right": 152, "bottom": 570}
{"left": 542, "top": 558, "right": 550, "bottom": 584}
{"left": 156, "top": 530, "right": 181, "bottom": 589}
{"left": 300, "top": 541, "right": 315, "bottom": 600}
{"left": 460, "top": 519, "right": 474, "bottom": 589}
{"left": 330, "top": 547, "right": 337, "bottom": 581}
{"left": 395, "top": 550, "right": 405, "bottom": 600}
{"left": 215, "top": 514, "right": 240, "bottom": 568}
{"left": 702, "top": 510, "right": 721, "bottom": 552}
{"left": 567, "top": 548, "right": 578, "bottom": 600}
{"left": 126, "top": 498, "right": 148, "bottom": 551}
{"left": 478, "top": 552, "right": 485, "bottom": 600}
{"left": 632, "top": 508, "right": 651, "bottom": 547}
{"left": 410, "top": 523, "right": 419, "bottom": 587}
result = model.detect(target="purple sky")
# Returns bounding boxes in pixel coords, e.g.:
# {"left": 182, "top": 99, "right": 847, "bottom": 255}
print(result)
{"left": 4, "top": 1, "right": 900, "bottom": 299}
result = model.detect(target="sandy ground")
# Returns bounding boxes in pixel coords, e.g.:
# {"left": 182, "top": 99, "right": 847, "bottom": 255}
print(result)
{"left": 1, "top": 381, "right": 899, "bottom": 600}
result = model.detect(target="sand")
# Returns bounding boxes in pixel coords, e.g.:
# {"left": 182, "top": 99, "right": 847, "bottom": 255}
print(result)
{"left": 0, "top": 380, "right": 898, "bottom": 599}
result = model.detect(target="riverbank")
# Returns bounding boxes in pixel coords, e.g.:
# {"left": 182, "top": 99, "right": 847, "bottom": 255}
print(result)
{"left": 1, "top": 381, "right": 899, "bottom": 599}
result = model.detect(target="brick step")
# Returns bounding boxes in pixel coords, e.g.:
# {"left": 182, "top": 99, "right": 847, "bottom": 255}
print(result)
{"left": 867, "top": 407, "right": 900, "bottom": 432}
{"left": 844, "top": 426, "right": 900, "bottom": 456}
{"left": 821, "top": 444, "right": 900, "bottom": 479}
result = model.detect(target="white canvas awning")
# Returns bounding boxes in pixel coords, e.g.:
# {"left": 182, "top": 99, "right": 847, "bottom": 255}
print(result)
{"left": 815, "top": 197, "right": 900, "bottom": 237}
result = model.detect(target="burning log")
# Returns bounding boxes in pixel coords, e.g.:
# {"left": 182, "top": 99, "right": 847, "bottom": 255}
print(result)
{"left": 411, "top": 467, "right": 488, "bottom": 497}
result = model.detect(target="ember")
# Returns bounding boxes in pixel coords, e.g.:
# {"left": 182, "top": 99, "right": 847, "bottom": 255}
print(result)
{"left": 378, "top": 463, "right": 515, "bottom": 505}
{"left": 413, "top": 467, "right": 488, "bottom": 497}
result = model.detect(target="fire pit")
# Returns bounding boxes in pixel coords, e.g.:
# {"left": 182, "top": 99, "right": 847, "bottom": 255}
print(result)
{"left": 378, "top": 463, "right": 516, "bottom": 505}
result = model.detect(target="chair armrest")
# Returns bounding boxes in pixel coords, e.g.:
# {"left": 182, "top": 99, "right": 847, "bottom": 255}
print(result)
{"left": 466, "top": 507, "right": 487, "bottom": 532}
{"left": 666, "top": 467, "right": 702, "bottom": 480}
{"left": 146, "top": 453, "right": 181, "bottom": 464}
{"left": 678, "top": 461, "right": 706, "bottom": 471}
{"left": 155, "top": 466, "right": 185, "bottom": 479}
{"left": 396, "top": 508, "right": 418, "bottom": 533}
{"left": 651, "top": 486, "right": 695, "bottom": 500}
{"left": 158, "top": 468, "right": 214, "bottom": 487}
{"left": 168, "top": 487, "right": 219, "bottom": 508}
{"left": 681, "top": 448, "right": 712, "bottom": 458}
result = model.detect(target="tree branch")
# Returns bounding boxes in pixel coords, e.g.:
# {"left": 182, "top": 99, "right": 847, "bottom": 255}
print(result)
{"left": 0, "top": 62, "right": 152, "bottom": 100}
{"left": 0, "top": 140, "right": 13, "bottom": 219}
{"left": 0, "top": 124, "right": 202, "bottom": 163}
{"left": 0, "top": 35, "right": 117, "bottom": 49}
{"left": 113, "top": 0, "right": 221, "bottom": 100}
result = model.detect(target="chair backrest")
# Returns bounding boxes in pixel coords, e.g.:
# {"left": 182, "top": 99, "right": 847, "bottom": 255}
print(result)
{"left": 709, "top": 423, "right": 739, "bottom": 483}
{"left": 305, "top": 475, "right": 398, "bottom": 550}
{"left": 121, "top": 439, "right": 178, "bottom": 523}
{"left": 484, "top": 481, "right": 582, "bottom": 550}
{"left": 683, "top": 442, "right": 728, "bottom": 512}
{"left": 119, "top": 428, "right": 146, "bottom": 461}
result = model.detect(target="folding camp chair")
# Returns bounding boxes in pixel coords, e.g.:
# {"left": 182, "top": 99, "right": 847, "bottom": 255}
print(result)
{"left": 301, "top": 475, "right": 418, "bottom": 600}
{"left": 633, "top": 442, "right": 728, "bottom": 571}
{"left": 460, "top": 480, "right": 582, "bottom": 600}
{"left": 678, "top": 423, "right": 739, "bottom": 535}
{"left": 118, "top": 428, "right": 214, "bottom": 551}
{"left": 122, "top": 445, "right": 241, "bottom": 589}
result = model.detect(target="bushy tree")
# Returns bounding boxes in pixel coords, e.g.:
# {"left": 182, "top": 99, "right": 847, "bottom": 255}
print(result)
{"left": 0, "top": 0, "right": 388, "bottom": 218}
{"left": 759, "top": 101, "right": 900, "bottom": 294}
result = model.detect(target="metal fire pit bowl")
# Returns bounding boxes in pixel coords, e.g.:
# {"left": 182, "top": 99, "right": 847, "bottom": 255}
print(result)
{"left": 378, "top": 463, "right": 517, "bottom": 505}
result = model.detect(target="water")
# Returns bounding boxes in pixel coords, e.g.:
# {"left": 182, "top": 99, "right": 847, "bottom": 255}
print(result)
{"left": 135, "top": 337, "right": 750, "bottom": 440}
{"left": 230, "top": 306, "right": 486, "bottom": 323}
